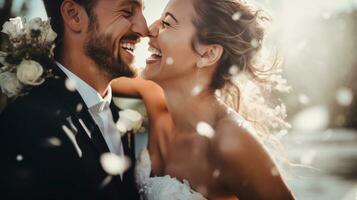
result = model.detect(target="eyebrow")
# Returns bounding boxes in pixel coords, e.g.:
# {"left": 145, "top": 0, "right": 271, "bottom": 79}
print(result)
{"left": 165, "top": 12, "right": 178, "bottom": 23}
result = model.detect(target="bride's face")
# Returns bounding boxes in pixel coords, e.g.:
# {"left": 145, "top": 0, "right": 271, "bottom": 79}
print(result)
{"left": 142, "top": 0, "right": 200, "bottom": 84}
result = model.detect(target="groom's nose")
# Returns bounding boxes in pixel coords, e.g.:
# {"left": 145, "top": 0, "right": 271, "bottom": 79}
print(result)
{"left": 131, "top": 11, "right": 149, "bottom": 37}
{"left": 148, "top": 20, "right": 160, "bottom": 37}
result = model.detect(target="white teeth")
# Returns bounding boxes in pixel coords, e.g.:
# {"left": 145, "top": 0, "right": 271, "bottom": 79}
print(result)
{"left": 120, "top": 42, "right": 136, "bottom": 51}
{"left": 149, "top": 46, "right": 162, "bottom": 57}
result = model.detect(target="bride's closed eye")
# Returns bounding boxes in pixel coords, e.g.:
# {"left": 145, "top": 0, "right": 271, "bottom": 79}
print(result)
{"left": 161, "top": 20, "right": 171, "bottom": 28}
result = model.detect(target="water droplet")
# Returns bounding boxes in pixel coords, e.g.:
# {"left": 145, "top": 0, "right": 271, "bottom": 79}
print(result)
{"left": 100, "top": 153, "right": 131, "bottom": 175}
{"left": 196, "top": 121, "right": 215, "bottom": 139}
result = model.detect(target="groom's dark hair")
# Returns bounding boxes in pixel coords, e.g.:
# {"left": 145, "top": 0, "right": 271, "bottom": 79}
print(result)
{"left": 43, "top": 0, "right": 97, "bottom": 59}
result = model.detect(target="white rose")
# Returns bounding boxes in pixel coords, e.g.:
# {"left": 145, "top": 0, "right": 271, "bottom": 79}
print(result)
{"left": 27, "top": 17, "right": 42, "bottom": 31}
{"left": 0, "top": 72, "right": 23, "bottom": 97}
{"left": 25, "top": 17, "right": 42, "bottom": 39}
{"left": 16, "top": 60, "right": 45, "bottom": 86}
{"left": 1, "top": 17, "right": 23, "bottom": 39}
{"left": 116, "top": 109, "right": 143, "bottom": 134}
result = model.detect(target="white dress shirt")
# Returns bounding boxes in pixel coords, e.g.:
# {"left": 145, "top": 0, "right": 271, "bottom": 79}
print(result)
{"left": 56, "top": 62, "right": 125, "bottom": 170}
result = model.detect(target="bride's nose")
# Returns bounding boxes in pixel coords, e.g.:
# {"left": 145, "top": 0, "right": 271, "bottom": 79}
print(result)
{"left": 148, "top": 20, "right": 160, "bottom": 38}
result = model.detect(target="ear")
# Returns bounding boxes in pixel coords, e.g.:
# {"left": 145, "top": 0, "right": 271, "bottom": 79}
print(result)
{"left": 196, "top": 44, "right": 224, "bottom": 69}
{"left": 61, "top": 0, "right": 86, "bottom": 33}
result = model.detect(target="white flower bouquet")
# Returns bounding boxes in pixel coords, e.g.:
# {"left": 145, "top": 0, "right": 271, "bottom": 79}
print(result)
{"left": 0, "top": 17, "right": 57, "bottom": 98}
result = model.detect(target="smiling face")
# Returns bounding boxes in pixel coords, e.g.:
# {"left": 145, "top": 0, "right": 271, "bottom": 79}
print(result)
{"left": 84, "top": 0, "right": 148, "bottom": 78}
{"left": 142, "top": 0, "right": 200, "bottom": 84}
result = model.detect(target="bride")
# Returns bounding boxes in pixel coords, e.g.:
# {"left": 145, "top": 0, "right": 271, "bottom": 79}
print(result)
{"left": 113, "top": 0, "right": 295, "bottom": 199}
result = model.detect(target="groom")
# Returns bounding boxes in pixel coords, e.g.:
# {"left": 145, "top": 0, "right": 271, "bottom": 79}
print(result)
{"left": 0, "top": 0, "right": 148, "bottom": 199}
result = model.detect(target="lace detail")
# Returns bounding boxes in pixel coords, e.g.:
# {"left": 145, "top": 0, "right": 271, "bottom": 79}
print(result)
{"left": 135, "top": 149, "right": 207, "bottom": 200}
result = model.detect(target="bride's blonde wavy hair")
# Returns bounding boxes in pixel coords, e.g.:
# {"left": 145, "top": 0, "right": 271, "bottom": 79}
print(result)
{"left": 192, "top": 0, "right": 291, "bottom": 167}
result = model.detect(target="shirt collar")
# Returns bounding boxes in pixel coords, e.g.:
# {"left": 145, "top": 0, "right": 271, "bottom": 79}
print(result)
{"left": 55, "top": 61, "right": 112, "bottom": 109}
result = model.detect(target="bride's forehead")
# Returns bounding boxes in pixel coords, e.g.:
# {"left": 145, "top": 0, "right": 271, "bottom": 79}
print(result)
{"left": 163, "top": 0, "right": 195, "bottom": 17}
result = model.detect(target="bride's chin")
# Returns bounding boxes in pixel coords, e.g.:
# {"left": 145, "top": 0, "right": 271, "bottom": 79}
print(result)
{"left": 142, "top": 65, "right": 160, "bottom": 81}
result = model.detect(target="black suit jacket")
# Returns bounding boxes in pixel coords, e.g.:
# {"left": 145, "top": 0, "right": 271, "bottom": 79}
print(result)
{"left": 0, "top": 62, "right": 140, "bottom": 200}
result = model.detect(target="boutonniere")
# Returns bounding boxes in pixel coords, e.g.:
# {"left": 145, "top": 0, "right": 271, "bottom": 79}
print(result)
{"left": 0, "top": 17, "right": 57, "bottom": 98}
{"left": 116, "top": 109, "right": 145, "bottom": 136}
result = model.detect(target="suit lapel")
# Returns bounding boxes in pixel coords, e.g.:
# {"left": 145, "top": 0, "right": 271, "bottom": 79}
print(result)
{"left": 49, "top": 62, "right": 136, "bottom": 184}
{"left": 49, "top": 63, "right": 110, "bottom": 155}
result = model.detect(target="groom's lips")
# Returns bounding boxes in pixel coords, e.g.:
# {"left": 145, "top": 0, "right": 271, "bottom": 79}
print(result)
{"left": 119, "top": 39, "right": 140, "bottom": 64}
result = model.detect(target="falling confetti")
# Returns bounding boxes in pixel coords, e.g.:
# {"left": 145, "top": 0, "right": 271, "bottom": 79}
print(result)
{"left": 213, "top": 169, "right": 220, "bottom": 178}
{"left": 16, "top": 154, "right": 23, "bottom": 162}
{"left": 100, "top": 153, "right": 131, "bottom": 176}
{"left": 196, "top": 121, "right": 215, "bottom": 139}
{"left": 191, "top": 85, "right": 203, "bottom": 96}
{"left": 298, "top": 94, "right": 310, "bottom": 105}
{"left": 232, "top": 11, "right": 242, "bottom": 21}
{"left": 166, "top": 57, "right": 174, "bottom": 65}
{"left": 229, "top": 65, "right": 239, "bottom": 75}
{"left": 46, "top": 137, "right": 62, "bottom": 147}
{"left": 65, "top": 78, "right": 76, "bottom": 92}
{"left": 76, "top": 103, "right": 83, "bottom": 112}
{"left": 336, "top": 87, "right": 353, "bottom": 107}
{"left": 292, "top": 105, "right": 329, "bottom": 131}
{"left": 99, "top": 175, "right": 113, "bottom": 188}
{"left": 250, "top": 39, "right": 259, "bottom": 48}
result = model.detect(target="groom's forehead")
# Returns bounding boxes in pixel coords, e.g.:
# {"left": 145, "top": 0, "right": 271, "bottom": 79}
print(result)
{"left": 117, "top": 0, "right": 144, "bottom": 7}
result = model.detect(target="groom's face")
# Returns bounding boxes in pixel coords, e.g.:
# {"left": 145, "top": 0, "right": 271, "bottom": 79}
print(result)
{"left": 84, "top": 0, "right": 148, "bottom": 78}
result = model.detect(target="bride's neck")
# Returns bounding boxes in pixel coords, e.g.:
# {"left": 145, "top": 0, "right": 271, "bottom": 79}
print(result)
{"left": 162, "top": 82, "right": 223, "bottom": 133}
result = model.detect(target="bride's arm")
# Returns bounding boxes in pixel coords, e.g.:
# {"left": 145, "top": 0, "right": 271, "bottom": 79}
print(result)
{"left": 111, "top": 77, "right": 167, "bottom": 120}
{"left": 111, "top": 77, "right": 171, "bottom": 174}
{"left": 211, "top": 120, "right": 295, "bottom": 200}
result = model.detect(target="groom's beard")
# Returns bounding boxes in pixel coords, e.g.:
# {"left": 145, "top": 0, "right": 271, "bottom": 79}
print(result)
{"left": 84, "top": 20, "right": 136, "bottom": 79}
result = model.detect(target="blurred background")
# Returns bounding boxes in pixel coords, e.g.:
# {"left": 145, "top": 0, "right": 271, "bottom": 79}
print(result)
{"left": 1, "top": 0, "right": 357, "bottom": 199}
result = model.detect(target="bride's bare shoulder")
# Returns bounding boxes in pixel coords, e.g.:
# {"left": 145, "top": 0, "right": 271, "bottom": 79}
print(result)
{"left": 210, "top": 112, "right": 263, "bottom": 164}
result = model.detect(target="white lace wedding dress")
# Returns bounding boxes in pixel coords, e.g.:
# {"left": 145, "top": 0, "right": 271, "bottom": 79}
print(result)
{"left": 135, "top": 149, "right": 208, "bottom": 200}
